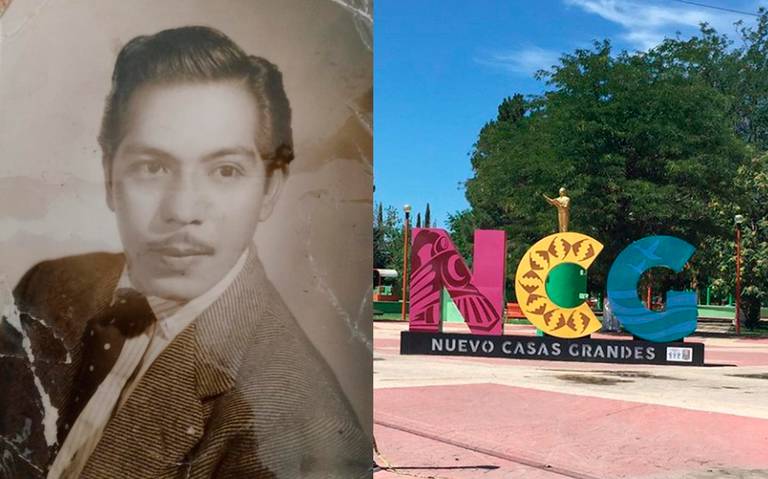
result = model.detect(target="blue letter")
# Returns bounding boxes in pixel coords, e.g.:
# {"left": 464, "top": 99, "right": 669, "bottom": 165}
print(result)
{"left": 607, "top": 236, "right": 697, "bottom": 342}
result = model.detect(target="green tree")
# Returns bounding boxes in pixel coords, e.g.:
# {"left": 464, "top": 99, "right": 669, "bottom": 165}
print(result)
{"left": 446, "top": 209, "right": 477, "bottom": 262}
{"left": 373, "top": 203, "right": 389, "bottom": 269}
{"left": 458, "top": 35, "right": 749, "bottom": 300}
{"left": 497, "top": 93, "right": 526, "bottom": 122}
{"left": 373, "top": 203, "right": 405, "bottom": 290}
{"left": 703, "top": 154, "right": 768, "bottom": 327}
{"left": 424, "top": 203, "right": 431, "bottom": 228}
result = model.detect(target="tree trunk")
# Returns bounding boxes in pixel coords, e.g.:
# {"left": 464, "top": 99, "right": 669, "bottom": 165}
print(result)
{"left": 742, "top": 294, "right": 761, "bottom": 329}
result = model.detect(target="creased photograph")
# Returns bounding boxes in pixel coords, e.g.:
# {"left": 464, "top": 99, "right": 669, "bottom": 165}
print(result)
{"left": 0, "top": 1, "right": 372, "bottom": 477}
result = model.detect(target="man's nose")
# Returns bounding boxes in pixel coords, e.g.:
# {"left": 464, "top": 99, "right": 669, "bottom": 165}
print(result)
{"left": 160, "top": 173, "right": 206, "bottom": 226}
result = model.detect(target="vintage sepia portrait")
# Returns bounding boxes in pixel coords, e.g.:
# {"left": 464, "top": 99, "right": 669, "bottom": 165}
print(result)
{"left": 0, "top": 0, "right": 372, "bottom": 477}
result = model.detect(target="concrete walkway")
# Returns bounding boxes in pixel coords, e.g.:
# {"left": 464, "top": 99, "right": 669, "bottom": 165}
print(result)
{"left": 374, "top": 321, "right": 768, "bottom": 479}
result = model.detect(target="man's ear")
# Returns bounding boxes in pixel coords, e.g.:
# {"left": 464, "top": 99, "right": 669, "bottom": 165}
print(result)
{"left": 259, "top": 167, "right": 285, "bottom": 221}
{"left": 104, "top": 161, "right": 115, "bottom": 212}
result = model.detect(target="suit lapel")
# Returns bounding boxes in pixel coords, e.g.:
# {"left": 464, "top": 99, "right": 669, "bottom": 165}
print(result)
{"left": 81, "top": 321, "right": 205, "bottom": 477}
{"left": 81, "top": 247, "right": 270, "bottom": 476}
{"left": 192, "top": 248, "right": 270, "bottom": 397}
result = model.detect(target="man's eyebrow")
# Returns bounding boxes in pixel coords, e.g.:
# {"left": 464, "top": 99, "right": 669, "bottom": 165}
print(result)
{"left": 202, "top": 147, "right": 258, "bottom": 163}
{"left": 122, "top": 145, "right": 175, "bottom": 160}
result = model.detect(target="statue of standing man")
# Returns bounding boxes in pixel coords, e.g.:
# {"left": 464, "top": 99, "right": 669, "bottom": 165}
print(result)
{"left": 543, "top": 187, "right": 571, "bottom": 232}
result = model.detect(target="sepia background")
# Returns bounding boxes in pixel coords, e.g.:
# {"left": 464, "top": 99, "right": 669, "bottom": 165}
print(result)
{"left": 0, "top": 0, "right": 372, "bottom": 435}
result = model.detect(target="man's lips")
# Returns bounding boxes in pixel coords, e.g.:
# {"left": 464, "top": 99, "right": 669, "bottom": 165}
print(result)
{"left": 147, "top": 243, "right": 215, "bottom": 257}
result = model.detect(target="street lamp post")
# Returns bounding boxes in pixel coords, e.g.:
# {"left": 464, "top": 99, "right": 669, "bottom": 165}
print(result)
{"left": 646, "top": 272, "right": 652, "bottom": 310}
{"left": 734, "top": 214, "right": 744, "bottom": 335}
{"left": 401, "top": 204, "right": 412, "bottom": 322}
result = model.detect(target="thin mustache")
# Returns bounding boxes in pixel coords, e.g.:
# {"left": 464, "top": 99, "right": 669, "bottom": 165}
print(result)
{"left": 146, "top": 235, "right": 215, "bottom": 256}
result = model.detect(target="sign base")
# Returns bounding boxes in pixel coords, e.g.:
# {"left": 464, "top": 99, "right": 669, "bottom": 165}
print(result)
{"left": 401, "top": 331, "right": 705, "bottom": 366}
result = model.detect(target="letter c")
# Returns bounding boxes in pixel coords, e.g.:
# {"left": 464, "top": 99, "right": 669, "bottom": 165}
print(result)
{"left": 515, "top": 232, "right": 604, "bottom": 339}
{"left": 607, "top": 235, "right": 697, "bottom": 342}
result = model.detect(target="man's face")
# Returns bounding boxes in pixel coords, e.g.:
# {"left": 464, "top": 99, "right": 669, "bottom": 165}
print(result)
{"left": 107, "top": 80, "right": 282, "bottom": 301}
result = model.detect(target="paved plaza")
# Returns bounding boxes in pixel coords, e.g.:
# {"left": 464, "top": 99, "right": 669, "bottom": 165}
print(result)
{"left": 373, "top": 321, "right": 768, "bottom": 479}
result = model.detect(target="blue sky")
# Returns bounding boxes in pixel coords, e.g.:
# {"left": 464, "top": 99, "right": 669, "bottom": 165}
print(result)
{"left": 374, "top": 0, "right": 765, "bottom": 227}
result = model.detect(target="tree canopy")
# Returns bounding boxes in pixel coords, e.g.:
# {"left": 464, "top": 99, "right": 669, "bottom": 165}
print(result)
{"left": 449, "top": 13, "right": 768, "bottom": 326}
{"left": 373, "top": 203, "right": 405, "bottom": 289}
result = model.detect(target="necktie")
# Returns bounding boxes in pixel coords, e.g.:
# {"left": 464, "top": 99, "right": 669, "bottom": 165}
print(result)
{"left": 61, "top": 288, "right": 156, "bottom": 442}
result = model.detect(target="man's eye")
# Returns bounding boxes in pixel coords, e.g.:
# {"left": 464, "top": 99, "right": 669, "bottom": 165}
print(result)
{"left": 213, "top": 165, "right": 244, "bottom": 178}
{"left": 137, "top": 162, "right": 169, "bottom": 176}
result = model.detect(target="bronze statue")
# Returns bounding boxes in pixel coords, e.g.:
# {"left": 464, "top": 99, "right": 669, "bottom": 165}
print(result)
{"left": 543, "top": 187, "right": 570, "bottom": 232}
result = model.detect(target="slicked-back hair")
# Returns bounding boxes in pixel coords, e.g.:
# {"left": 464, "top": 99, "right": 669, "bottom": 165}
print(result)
{"left": 99, "top": 26, "right": 294, "bottom": 176}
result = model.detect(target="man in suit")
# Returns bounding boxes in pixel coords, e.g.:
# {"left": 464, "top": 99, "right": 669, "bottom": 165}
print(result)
{"left": 0, "top": 26, "right": 370, "bottom": 478}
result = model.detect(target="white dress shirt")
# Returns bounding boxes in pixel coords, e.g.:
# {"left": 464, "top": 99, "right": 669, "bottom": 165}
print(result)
{"left": 48, "top": 249, "right": 249, "bottom": 479}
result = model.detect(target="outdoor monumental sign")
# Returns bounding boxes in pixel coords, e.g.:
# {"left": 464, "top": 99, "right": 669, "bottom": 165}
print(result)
{"left": 400, "top": 229, "right": 705, "bottom": 366}
{"left": 408, "top": 228, "right": 507, "bottom": 336}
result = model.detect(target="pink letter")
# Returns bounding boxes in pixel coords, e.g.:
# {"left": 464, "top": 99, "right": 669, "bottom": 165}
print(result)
{"left": 408, "top": 229, "right": 506, "bottom": 335}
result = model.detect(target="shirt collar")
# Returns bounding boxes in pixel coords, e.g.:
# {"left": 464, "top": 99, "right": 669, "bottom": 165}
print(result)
{"left": 115, "top": 248, "right": 250, "bottom": 339}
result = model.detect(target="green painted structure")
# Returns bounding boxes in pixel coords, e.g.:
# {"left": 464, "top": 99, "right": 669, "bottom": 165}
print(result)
{"left": 545, "top": 263, "right": 588, "bottom": 308}
{"left": 373, "top": 301, "right": 405, "bottom": 314}
{"left": 440, "top": 288, "right": 465, "bottom": 323}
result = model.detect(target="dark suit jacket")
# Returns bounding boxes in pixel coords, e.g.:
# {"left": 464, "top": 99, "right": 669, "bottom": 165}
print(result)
{"left": 0, "top": 250, "right": 371, "bottom": 478}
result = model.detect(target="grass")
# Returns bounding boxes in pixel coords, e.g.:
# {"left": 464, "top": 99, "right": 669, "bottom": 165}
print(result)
{"left": 739, "top": 322, "right": 768, "bottom": 338}
{"left": 374, "top": 312, "right": 405, "bottom": 321}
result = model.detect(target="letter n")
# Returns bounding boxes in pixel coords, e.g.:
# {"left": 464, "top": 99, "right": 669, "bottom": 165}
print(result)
{"left": 408, "top": 228, "right": 506, "bottom": 335}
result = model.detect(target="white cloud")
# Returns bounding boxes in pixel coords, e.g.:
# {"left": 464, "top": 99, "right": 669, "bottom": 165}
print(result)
{"left": 565, "top": 0, "right": 746, "bottom": 50}
{"left": 475, "top": 46, "right": 561, "bottom": 75}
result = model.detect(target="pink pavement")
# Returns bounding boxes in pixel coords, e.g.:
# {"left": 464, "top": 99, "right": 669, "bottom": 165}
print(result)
{"left": 375, "top": 383, "right": 768, "bottom": 478}
{"left": 374, "top": 321, "right": 768, "bottom": 478}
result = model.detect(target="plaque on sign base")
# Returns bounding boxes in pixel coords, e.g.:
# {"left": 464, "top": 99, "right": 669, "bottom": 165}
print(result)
{"left": 400, "top": 331, "right": 705, "bottom": 366}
